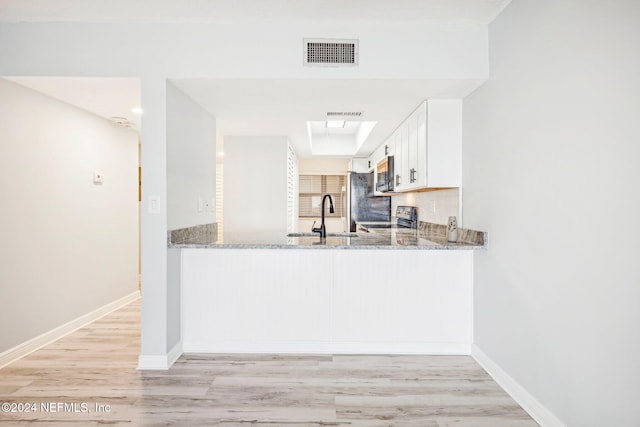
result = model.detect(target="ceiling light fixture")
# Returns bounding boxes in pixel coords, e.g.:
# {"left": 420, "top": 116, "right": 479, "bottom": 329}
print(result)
{"left": 326, "top": 120, "right": 345, "bottom": 128}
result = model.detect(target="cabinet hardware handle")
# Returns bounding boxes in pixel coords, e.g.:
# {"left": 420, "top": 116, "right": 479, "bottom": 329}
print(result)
{"left": 368, "top": 160, "right": 371, "bottom": 168}
{"left": 385, "top": 145, "right": 389, "bottom": 155}
{"left": 396, "top": 174, "right": 400, "bottom": 186}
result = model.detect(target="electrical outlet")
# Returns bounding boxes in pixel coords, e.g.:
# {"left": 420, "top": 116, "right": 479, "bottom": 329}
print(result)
{"left": 429, "top": 200, "right": 436, "bottom": 213}
{"left": 197, "top": 197, "right": 204, "bottom": 212}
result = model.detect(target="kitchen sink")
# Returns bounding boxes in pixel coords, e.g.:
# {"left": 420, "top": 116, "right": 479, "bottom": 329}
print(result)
{"left": 287, "top": 232, "right": 358, "bottom": 238}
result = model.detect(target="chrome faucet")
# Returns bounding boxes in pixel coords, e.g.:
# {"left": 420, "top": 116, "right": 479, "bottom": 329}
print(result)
{"left": 311, "top": 194, "right": 334, "bottom": 239}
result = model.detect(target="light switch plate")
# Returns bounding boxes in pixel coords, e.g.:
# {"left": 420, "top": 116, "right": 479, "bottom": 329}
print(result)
{"left": 148, "top": 196, "right": 160, "bottom": 214}
{"left": 93, "top": 171, "right": 104, "bottom": 184}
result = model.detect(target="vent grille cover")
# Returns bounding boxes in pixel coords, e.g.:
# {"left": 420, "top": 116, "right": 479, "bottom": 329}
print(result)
{"left": 304, "top": 39, "right": 359, "bottom": 66}
{"left": 111, "top": 116, "right": 134, "bottom": 127}
{"left": 326, "top": 111, "right": 363, "bottom": 117}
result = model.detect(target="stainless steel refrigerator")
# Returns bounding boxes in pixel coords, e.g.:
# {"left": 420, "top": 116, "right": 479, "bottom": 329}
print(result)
{"left": 346, "top": 171, "right": 391, "bottom": 232}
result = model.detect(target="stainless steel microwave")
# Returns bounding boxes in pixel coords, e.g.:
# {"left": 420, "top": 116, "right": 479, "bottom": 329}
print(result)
{"left": 376, "top": 156, "right": 394, "bottom": 192}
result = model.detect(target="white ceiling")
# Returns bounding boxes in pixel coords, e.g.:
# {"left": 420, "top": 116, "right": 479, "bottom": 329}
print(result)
{"left": 2, "top": 76, "right": 485, "bottom": 159}
{"left": 171, "top": 78, "right": 485, "bottom": 157}
{"left": 0, "top": 0, "right": 512, "bottom": 24}
{"left": 4, "top": 77, "right": 142, "bottom": 131}
{"left": 1, "top": 0, "right": 509, "bottom": 157}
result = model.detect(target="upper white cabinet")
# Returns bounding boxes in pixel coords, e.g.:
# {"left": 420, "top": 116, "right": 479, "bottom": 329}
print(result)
{"left": 381, "top": 138, "right": 394, "bottom": 157}
{"left": 365, "top": 153, "right": 374, "bottom": 171}
{"left": 349, "top": 158, "right": 370, "bottom": 173}
{"left": 393, "top": 100, "right": 462, "bottom": 191}
{"left": 368, "top": 142, "right": 388, "bottom": 191}
{"left": 394, "top": 125, "right": 408, "bottom": 191}
{"left": 369, "top": 143, "right": 387, "bottom": 168}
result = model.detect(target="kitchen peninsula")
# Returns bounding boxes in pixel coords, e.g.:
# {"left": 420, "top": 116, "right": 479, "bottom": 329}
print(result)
{"left": 169, "top": 222, "right": 486, "bottom": 356}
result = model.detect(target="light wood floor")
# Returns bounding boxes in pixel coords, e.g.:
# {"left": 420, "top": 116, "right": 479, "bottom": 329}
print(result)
{"left": 0, "top": 299, "right": 538, "bottom": 426}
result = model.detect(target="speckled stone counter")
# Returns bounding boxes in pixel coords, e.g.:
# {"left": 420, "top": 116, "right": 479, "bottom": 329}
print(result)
{"left": 168, "top": 221, "right": 486, "bottom": 250}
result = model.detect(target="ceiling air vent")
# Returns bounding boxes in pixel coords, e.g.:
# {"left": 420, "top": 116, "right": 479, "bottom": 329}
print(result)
{"left": 327, "top": 111, "right": 363, "bottom": 117}
{"left": 111, "top": 116, "right": 134, "bottom": 127}
{"left": 304, "top": 39, "right": 359, "bottom": 67}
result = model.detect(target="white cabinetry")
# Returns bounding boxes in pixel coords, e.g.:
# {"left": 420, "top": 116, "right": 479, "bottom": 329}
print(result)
{"left": 381, "top": 138, "right": 394, "bottom": 157}
{"left": 365, "top": 155, "right": 374, "bottom": 171}
{"left": 406, "top": 106, "right": 419, "bottom": 189}
{"left": 349, "top": 157, "right": 370, "bottom": 173}
{"left": 369, "top": 143, "right": 386, "bottom": 169}
{"left": 393, "top": 100, "right": 462, "bottom": 191}
{"left": 368, "top": 143, "right": 387, "bottom": 193}
{"left": 394, "top": 125, "right": 408, "bottom": 191}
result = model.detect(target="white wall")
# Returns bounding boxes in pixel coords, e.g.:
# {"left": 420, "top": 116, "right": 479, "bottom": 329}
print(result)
{"left": 298, "top": 158, "right": 350, "bottom": 174}
{"left": 166, "top": 80, "right": 217, "bottom": 353}
{"left": 463, "top": 1, "right": 640, "bottom": 426}
{"left": 391, "top": 189, "right": 460, "bottom": 225}
{"left": 167, "top": 81, "right": 216, "bottom": 231}
{"left": 223, "top": 136, "right": 290, "bottom": 234}
{"left": 0, "top": 78, "right": 138, "bottom": 353}
{"left": 0, "top": 19, "right": 488, "bottom": 361}
{"left": 298, "top": 158, "right": 349, "bottom": 232}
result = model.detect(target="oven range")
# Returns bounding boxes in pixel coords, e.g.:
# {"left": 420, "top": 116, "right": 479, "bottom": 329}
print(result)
{"left": 357, "top": 206, "right": 417, "bottom": 232}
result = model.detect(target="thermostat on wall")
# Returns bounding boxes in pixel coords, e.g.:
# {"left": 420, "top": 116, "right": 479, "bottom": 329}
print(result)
{"left": 94, "top": 171, "right": 104, "bottom": 184}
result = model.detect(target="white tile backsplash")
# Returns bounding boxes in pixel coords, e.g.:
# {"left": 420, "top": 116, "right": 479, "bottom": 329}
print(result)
{"left": 391, "top": 188, "right": 460, "bottom": 226}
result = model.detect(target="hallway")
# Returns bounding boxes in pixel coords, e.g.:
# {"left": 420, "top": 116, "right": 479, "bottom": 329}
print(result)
{"left": 0, "top": 299, "right": 537, "bottom": 426}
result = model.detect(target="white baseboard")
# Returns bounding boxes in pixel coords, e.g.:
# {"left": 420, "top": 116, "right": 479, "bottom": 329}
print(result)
{"left": 167, "top": 341, "right": 183, "bottom": 367}
{"left": 183, "top": 341, "right": 471, "bottom": 355}
{"left": 137, "top": 341, "right": 183, "bottom": 370}
{"left": 471, "top": 344, "right": 567, "bottom": 427}
{"left": 0, "top": 291, "right": 140, "bottom": 370}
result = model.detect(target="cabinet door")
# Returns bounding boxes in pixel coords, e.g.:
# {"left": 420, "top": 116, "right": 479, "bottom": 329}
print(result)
{"left": 406, "top": 108, "right": 420, "bottom": 190}
{"left": 415, "top": 101, "right": 428, "bottom": 188}
{"left": 383, "top": 138, "right": 394, "bottom": 157}
{"left": 392, "top": 128, "right": 403, "bottom": 190}
{"left": 366, "top": 153, "right": 374, "bottom": 171}
{"left": 426, "top": 100, "right": 461, "bottom": 188}
{"left": 374, "top": 143, "right": 387, "bottom": 164}
{"left": 350, "top": 158, "right": 369, "bottom": 173}
{"left": 398, "top": 125, "right": 409, "bottom": 191}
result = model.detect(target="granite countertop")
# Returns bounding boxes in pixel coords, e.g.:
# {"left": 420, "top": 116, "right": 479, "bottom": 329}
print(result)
{"left": 169, "top": 222, "right": 487, "bottom": 250}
